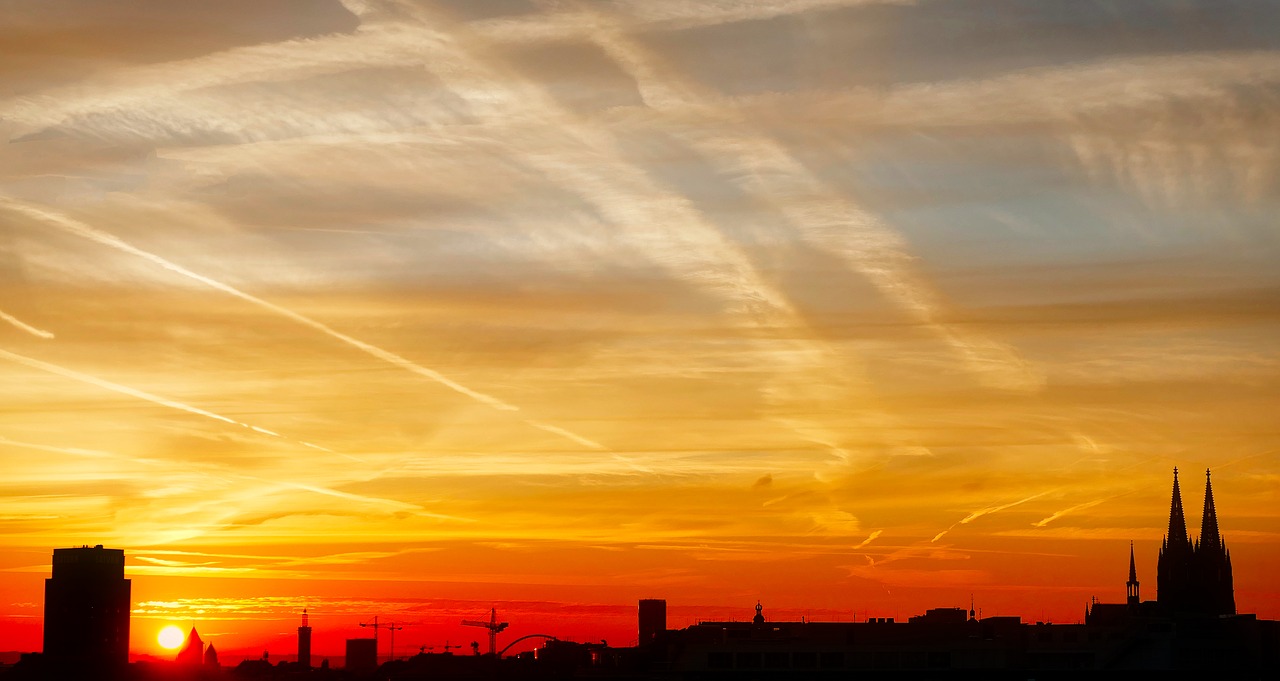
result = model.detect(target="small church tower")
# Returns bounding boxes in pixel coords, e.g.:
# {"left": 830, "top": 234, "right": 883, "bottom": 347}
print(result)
{"left": 1126, "top": 542, "right": 1140, "bottom": 607}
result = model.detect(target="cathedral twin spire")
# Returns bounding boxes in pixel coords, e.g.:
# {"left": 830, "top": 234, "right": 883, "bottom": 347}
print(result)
{"left": 1155, "top": 468, "right": 1234, "bottom": 616}
{"left": 1166, "top": 468, "right": 1189, "bottom": 547}
{"left": 1199, "top": 470, "right": 1222, "bottom": 552}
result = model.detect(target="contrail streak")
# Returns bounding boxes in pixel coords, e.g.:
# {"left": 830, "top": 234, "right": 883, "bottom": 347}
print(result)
{"left": 1, "top": 347, "right": 239, "bottom": 426}
{"left": 525, "top": 419, "right": 606, "bottom": 451}
{"left": 367, "top": 0, "right": 870, "bottom": 462}
{"left": 0, "top": 309, "right": 55, "bottom": 339}
{"left": 272, "top": 480, "right": 472, "bottom": 522}
{"left": 0, "top": 199, "right": 602, "bottom": 451}
{"left": 932, "top": 492, "right": 1048, "bottom": 542}
{"left": 854, "top": 529, "right": 883, "bottom": 549}
{"left": 474, "top": 0, "right": 910, "bottom": 37}
{"left": 4, "top": 3, "right": 826, "bottom": 409}
{"left": 558, "top": 5, "right": 1040, "bottom": 392}
{"left": 1033, "top": 498, "right": 1108, "bottom": 528}
{"left": 0, "top": 200, "right": 516, "bottom": 411}
{"left": 0, "top": 435, "right": 132, "bottom": 461}
{"left": 0, "top": 347, "right": 355, "bottom": 459}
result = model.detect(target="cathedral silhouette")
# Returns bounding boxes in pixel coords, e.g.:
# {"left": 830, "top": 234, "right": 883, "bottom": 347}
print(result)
{"left": 1155, "top": 468, "right": 1235, "bottom": 617}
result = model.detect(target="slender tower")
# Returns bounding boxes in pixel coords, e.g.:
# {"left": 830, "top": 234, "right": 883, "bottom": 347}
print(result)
{"left": 1194, "top": 469, "right": 1235, "bottom": 615}
{"left": 1157, "top": 468, "right": 1194, "bottom": 614}
{"left": 298, "top": 608, "right": 313, "bottom": 669}
{"left": 1126, "top": 542, "right": 1140, "bottom": 607}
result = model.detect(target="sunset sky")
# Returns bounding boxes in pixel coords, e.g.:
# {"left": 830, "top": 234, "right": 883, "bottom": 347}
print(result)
{"left": 2, "top": 0, "right": 1278, "bottom": 662}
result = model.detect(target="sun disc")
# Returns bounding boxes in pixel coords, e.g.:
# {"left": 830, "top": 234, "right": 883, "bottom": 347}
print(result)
{"left": 158, "top": 625, "right": 185, "bottom": 650}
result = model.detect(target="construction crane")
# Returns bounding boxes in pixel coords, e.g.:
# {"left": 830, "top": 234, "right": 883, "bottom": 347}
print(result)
{"left": 461, "top": 608, "right": 508, "bottom": 656}
{"left": 359, "top": 616, "right": 406, "bottom": 662}
{"left": 359, "top": 616, "right": 381, "bottom": 663}
{"left": 385, "top": 622, "right": 404, "bottom": 661}
{"left": 422, "top": 640, "right": 460, "bottom": 654}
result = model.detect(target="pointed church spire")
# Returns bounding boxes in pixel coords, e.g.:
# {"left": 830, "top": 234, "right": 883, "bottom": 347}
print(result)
{"left": 1127, "top": 541, "right": 1140, "bottom": 606}
{"left": 1200, "top": 468, "right": 1221, "bottom": 551}
{"left": 1192, "top": 468, "right": 1234, "bottom": 616}
{"left": 177, "top": 627, "right": 205, "bottom": 665}
{"left": 1166, "top": 467, "right": 1189, "bottom": 546}
{"left": 1157, "top": 467, "right": 1194, "bottom": 613}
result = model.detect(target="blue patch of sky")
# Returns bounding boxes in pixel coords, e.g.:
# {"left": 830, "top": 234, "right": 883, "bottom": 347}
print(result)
{"left": 639, "top": 0, "right": 1280, "bottom": 96}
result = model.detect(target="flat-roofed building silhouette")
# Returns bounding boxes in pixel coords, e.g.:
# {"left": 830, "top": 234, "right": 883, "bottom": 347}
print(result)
{"left": 42, "top": 545, "right": 131, "bottom": 667}
{"left": 346, "top": 638, "right": 377, "bottom": 672}
{"left": 638, "top": 599, "right": 666, "bottom": 646}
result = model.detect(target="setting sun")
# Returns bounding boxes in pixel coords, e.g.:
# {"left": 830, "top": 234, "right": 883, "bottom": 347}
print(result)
{"left": 157, "top": 625, "right": 184, "bottom": 650}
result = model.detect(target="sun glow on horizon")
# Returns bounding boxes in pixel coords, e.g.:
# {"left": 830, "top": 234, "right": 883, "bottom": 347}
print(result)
{"left": 157, "top": 625, "right": 184, "bottom": 650}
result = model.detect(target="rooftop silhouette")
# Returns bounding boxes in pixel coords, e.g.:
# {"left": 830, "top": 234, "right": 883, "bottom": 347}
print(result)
{"left": 5, "top": 469, "right": 1277, "bottom": 680}
{"left": 41, "top": 545, "right": 130, "bottom": 670}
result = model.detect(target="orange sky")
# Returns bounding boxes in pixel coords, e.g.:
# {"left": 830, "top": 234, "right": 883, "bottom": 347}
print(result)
{"left": 2, "top": 0, "right": 1279, "bottom": 661}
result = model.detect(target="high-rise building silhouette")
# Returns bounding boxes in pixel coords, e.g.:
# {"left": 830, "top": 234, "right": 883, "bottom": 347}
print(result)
{"left": 638, "top": 599, "right": 666, "bottom": 646}
{"left": 1157, "top": 468, "right": 1235, "bottom": 616}
{"left": 42, "top": 545, "right": 131, "bottom": 667}
{"left": 298, "top": 608, "right": 313, "bottom": 668}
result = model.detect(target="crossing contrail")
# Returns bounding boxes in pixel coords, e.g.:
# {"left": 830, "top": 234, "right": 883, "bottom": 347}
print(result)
{"left": 0, "top": 198, "right": 605, "bottom": 451}
{"left": 0, "top": 347, "right": 359, "bottom": 460}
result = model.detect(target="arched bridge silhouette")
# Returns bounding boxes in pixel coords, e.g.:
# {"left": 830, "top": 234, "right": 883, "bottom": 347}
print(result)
{"left": 498, "top": 634, "right": 558, "bottom": 657}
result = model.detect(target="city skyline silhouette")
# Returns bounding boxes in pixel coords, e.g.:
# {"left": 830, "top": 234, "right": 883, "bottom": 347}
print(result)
{"left": 6, "top": 467, "right": 1277, "bottom": 677}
